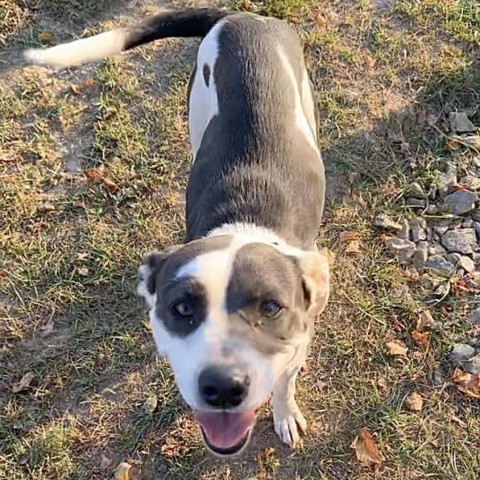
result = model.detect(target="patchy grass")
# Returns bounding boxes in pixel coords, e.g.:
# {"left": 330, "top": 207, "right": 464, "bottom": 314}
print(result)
{"left": 1, "top": 0, "right": 479, "bottom": 479}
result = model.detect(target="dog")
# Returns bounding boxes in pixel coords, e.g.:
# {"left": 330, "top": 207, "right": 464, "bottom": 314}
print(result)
{"left": 24, "top": 7, "right": 330, "bottom": 457}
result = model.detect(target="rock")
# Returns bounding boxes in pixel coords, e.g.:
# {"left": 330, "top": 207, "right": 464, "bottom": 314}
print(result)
{"left": 426, "top": 255, "right": 455, "bottom": 275}
{"left": 406, "top": 198, "right": 426, "bottom": 208}
{"left": 473, "top": 253, "right": 480, "bottom": 266}
{"left": 449, "top": 112, "right": 476, "bottom": 134}
{"left": 462, "top": 218, "right": 473, "bottom": 228}
{"left": 446, "top": 253, "right": 461, "bottom": 265}
{"left": 464, "top": 354, "right": 480, "bottom": 375}
{"left": 411, "top": 241, "right": 428, "bottom": 269}
{"left": 433, "top": 281, "right": 450, "bottom": 296}
{"left": 397, "top": 219, "right": 410, "bottom": 241}
{"left": 459, "top": 255, "right": 475, "bottom": 273}
{"left": 437, "top": 164, "right": 457, "bottom": 198}
{"left": 429, "top": 244, "right": 446, "bottom": 255}
{"left": 409, "top": 182, "right": 425, "bottom": 198}
{"left": 385, "top": 238, "right": 416, "bottom": 264}
{"left": 433, "top": 222, "right": 450, "bottom": 237}
{"left": 449, "top": 343, "right": 475, "bottom": 366}
{"left": 474, "top": 221, "right": 480, "bottom": 239}
{"left": 441, "top": 228, "right": 478, "bottom": 254}
{"left": 374, "top": 213, "right": 402, "bottom": 231}
{"left": 460, "top": 175, "right": 480, "bottom": 191}
{"left": 426, "top": 204, "right": 440, "bottom": 215}
{"left": 410, "top": 217, "right": 427, "bottom": 242}
{"left": 443, "top": 190, "right": 477, "bottom": 215}
{"left": 472, "top": 209, "right": 480, "bottom": 221}
{"left": 469, "top": 308, "right": 480, "bottom": 325}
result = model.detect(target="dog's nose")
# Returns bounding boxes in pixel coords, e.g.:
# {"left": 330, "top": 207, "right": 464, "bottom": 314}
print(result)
{"left": 198, "top": 366, "right": 250, "bottom": 409}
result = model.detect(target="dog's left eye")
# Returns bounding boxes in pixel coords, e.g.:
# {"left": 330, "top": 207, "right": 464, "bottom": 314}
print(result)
{"left": 260, "top": 300, "right": 283, "bottom": 318}
{"left": 173, "top": 301, "right": 194, "bottom": 317}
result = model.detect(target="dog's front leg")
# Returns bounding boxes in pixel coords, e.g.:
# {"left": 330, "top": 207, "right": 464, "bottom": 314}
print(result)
{"left": 271, "top": 346, "right": 308, "bottom": 447}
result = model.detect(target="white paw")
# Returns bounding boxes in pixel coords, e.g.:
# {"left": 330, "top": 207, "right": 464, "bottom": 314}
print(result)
{"left": 273, "top": 402, "right": 307, "bottom": 447}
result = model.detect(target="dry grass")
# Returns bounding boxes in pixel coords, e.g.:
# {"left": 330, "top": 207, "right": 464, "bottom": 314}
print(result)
{"left": 1, "top": 0, "right": 479, "bottom": 479}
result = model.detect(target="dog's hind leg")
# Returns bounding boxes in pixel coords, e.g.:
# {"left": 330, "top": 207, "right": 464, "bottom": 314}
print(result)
{"left": 271, "top": 345, "right": 308, "bottom": 447}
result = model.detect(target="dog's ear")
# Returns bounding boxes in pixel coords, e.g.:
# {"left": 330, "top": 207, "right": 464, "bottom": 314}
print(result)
{"left": 137, "top": 245, "right": 181, "bottom": 308}
{"left": 296, "top": 250, "right": 330, "bottom": 316}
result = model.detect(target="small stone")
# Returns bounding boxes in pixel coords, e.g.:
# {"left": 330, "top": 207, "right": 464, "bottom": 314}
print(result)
{"left": 437, "top": 164, "right": 457, "bottom": 198}
{"left": 406, "top": 198, "right": 426, "bottom": 208}
{"left": 374, "top": 213, "right": 402, "bottom": 231}
{"left": 460, "top": 175, "right": 480, "bottom": 191}
{"left": 473, "top": 253, "right": 480, "bottom": 266}
{"left": 385, "top": 238, "right": 416, "bottom": 264}
{"left": 450, "top": 343, "right": 475, "bottom": 366}
{"left": 426, "top": 255, "right": 455, "bottom": 275}
{"left": 411, "top": 241, "right": 428, "bottom": 269}
{"left": 433, "top": 223, "right": 450, "bottom": 237}
{"left": 449, "top": 112, "right": 476, "bottom": 134}
{"left": 409, "top": 182, "right": 425, "bottom": 198}
{"left": 433, "top": 281, "right": 450, "bottom": 296}
{"left": 469, "top": 308, "right": 480, "bottom": 325}
{"left": 459, "top": 255, "right": 475, "bottom": 273}
{"left": 443, "top": 190, "right": 477, "bottom": 215}
{"left": 464, "top": 354, "right": 480, "bottom": 375}
{"left": 441, "top": 228, "right": 477, "bottom": 254}
{"left": 397, "top": 219, "right": 410, "bottom": 241}
{"left": 426, "top": 204, "right": 440, "bottom": 215}
{"left": 473, "top": 221, "right": 480, "bottom": 238}
{"left": 462, "top": 218, "right": 473, "bottom": 228}
{"left": 410, "top": 217, "right": 427, "bottom": 242}
{"left": 429, "top": 244, "right": 446, "bottom": 255}
{"left": 446, "top": 253, "right": 461, "bottom": 265}
{"left": 426, "top": 227, "right": 434, "bottom": 242}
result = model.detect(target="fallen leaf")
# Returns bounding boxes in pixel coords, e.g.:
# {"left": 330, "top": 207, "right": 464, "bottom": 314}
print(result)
{"left": 316, "top": 12, "right": 328, "bottom": 27}
{"left": 345, "top": 240, "right": 362, "bottom": 255}
{"left": 39, "top": 31, "right": 54, "bottom": 44}
{"left": 339, "top": 231, "right": 361, "bottom": 243}
{"left": 39, "top": 318, "right": 54, "bottom": 338}
{"left": 386, "top": 339, "right": 408, "bottom": 356}
{"left": 405, "top": 392, "right": 424, "bottom": 412}
{"left": 84, "top": 168, "right": 119, "bottom": 192}
{"left": 11, "top": 372, "right": 35, "bottom": 393}
{"left": 416, "top": 310, "right": 435, "bottom": 332}
{"left": 143, "top": 395, "right": 158, "bottom": 415}
{"left": 351, "top": 428, "right": 385, "bottom": 467}
{"left": 377, "top": 377, "right": 389, "bottom": 393}
{"left": 452, "top": 368, "right": 480, "bottom": 398}
{"left": 411, "top": 330, "right": 429, "bottom": 350}
{"left": 114, "top": 462, "right": 140, "bottom": 480}
{"left": 38, "top": 202, "right": 56, "bottom": 213}
{"left": 378, "top": 233, "right": 391, "bottom": 243}
{"left": 70, "top": 78, "right": 94, "bottom": 94}
{"left": 447, "top": 138, "right": 461, "bottom": 151}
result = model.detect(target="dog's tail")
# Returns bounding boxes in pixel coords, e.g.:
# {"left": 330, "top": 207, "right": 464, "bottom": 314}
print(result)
{"left": 24, "top": 8, "right": 229, "bottom": 68}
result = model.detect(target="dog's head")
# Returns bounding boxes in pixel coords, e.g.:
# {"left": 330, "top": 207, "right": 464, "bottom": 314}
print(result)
{"left": 137, "top": 234, "right": 329, "bottom": 456}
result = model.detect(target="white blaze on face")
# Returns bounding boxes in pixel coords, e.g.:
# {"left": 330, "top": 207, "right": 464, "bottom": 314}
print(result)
{"left": 148, "top": 237, "right": 302, "bottom": 411}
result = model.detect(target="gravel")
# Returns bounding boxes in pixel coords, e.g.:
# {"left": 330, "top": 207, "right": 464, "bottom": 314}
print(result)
{"left": 450, "top": 343, "right": 475, "bottom": 366}
{"left": 441, "top": 228, "right": 478, "bottom": 254}
{"left": 443, "top": 190, "right": 477, "bottom": 215}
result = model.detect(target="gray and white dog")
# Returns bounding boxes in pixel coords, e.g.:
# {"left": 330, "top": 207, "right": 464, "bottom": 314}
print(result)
{"left": 25, "top": 8, "right": 330, "bottom": 457}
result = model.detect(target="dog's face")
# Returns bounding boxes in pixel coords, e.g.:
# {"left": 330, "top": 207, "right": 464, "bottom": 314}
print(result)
{"left": 138, "top": 235, "right": 329, "bottom": 456}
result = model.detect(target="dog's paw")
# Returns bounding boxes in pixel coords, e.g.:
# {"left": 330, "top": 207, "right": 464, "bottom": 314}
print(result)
{"left": 273, "top": 401, "right": 307, "bottom": 447}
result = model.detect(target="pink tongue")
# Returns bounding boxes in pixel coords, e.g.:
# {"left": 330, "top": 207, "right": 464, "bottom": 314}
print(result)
{"left": 194, "top": 410, "right": 256, "bottom": 449}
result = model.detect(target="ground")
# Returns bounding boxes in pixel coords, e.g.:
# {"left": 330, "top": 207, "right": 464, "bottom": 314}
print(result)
{"left": 1, "top": 0, "right": 479, "bottom": 479}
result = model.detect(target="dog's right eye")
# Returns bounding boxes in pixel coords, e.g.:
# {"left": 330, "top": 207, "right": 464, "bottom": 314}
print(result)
{"left": 173, "top": 301, "right": 194, "bottom": 317}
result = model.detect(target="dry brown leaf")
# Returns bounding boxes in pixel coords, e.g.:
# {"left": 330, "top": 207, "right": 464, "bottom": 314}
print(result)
{"left": 345, "top": 240, "right": 362, "bottom": 255}
{"left": 39, "top": 318, "right": 54, "bottom": 338}
{"left": 70, "top": 78, "right": 94, "bottom": 94}
{"left": 386, "top": 339, "right": 408, "bottom": 356}
{"left": 351, "top": 428, "right": 385, "bottom": 467}
{"left": 405, "top": 392, "right": 424, "bottom": 412}
{"left": 452, "top": 368, "right": 480, "bottom": 398}
{"left": 339, "top": 231, "right": 361, "bottom": 243}
{"left": 84, "top": 168, "right": 119, "bottom": 192}
{"left": 378, "top": 233, "right": 391, "bottom": 243}
{"left": 11, "top": 372, "right": 35, "bottom": 393}
{"left": 38, "top": 202, "right": 56, "bottom": 213}
{"left": 416, "top": 310, "right": 434, "bottom": 332}
{"left": 411, "top": 330, "right": 429, "bottom": 350}
{"left": 39, "top": 31, "right": 54, "bottom": 44}
{"left": 114, "top": 462, "right": 140, "bottom": 480}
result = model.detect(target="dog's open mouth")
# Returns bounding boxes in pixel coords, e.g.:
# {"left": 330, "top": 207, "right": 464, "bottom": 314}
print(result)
{"left": 194, "top": 410, "right": 256, "bottom": 456}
